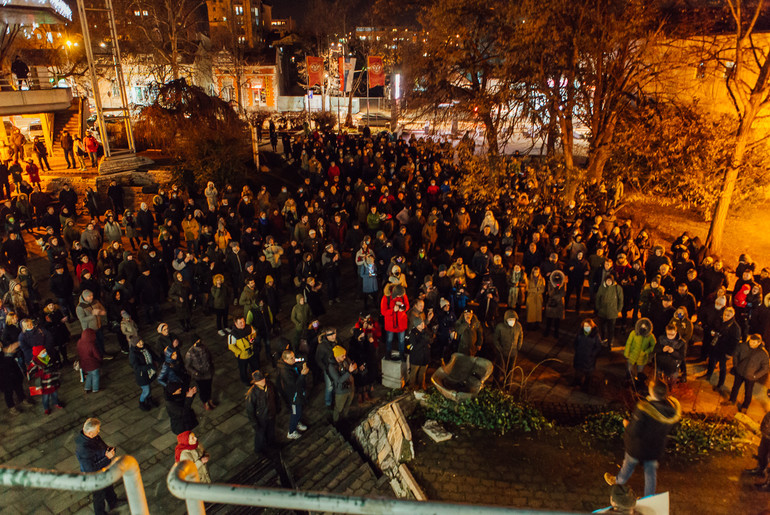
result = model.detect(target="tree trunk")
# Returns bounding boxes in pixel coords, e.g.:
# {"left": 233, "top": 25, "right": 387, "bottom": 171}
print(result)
{"left": 560, "top": 114, "right": 580, "bottom": 202}
{"left": 481, "top": 111, "right": 498, "bottom": 155}
{"left": 705, "top": 110, "right": 754, "bottom": 253}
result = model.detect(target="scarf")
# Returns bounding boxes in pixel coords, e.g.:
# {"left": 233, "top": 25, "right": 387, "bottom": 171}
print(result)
{"left": 174, "top": 431, "right": 198, "bottom": 462}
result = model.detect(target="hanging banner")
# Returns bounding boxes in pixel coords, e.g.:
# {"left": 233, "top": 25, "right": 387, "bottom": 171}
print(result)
{"left": 306, "top": 56, "right": 324, "bottom": 87}
{"left": 338, "top": 57, "right": 357, "bottom": 93}
{"left": 367, "top": 56, "right": 385, "bottom": 88}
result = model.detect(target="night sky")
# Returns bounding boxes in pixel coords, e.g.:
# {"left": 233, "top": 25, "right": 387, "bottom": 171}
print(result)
{"left": 273, "top": 0, "right": 309, "bottom": 19}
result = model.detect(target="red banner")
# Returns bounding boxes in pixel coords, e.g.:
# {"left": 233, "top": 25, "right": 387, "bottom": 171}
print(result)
{"left": 338, "top": 57, "right": 345, "bottom": 89}
{"left": 306, "top": 56, "right": 324, "bottom": 87}
{"left": 367, "top": 56, "right": 385, "bottom": 88}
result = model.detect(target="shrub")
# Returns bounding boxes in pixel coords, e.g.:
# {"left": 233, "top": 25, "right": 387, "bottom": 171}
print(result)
{"left": 581, "top": 411, "right": 749, "bottom": 456}
{"left": 425, "top": 389, "right": 549, "bottom": 434}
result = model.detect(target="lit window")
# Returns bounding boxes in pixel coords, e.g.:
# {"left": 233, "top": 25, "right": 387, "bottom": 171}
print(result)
{"left": 696, "top": 62, "right": 706, "bottom": 79}
{"left": 223, "top": 16, "right": 227, "bottom": 21}
{"left": 724, "top": 61, "right": 736, "bottom": 79}
{"left": 134, "top": 10, "right": 140, "bottom": 16}
{"left": 235, "top": 5, "right": 243, "bottom": 15}
{"left": 142, "top": 10, "right": 148, "bottom": 16}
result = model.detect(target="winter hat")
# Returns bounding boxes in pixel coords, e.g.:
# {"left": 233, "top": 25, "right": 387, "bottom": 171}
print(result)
{"left": 332, "top": 345, "right": 346, "bottom": 358}
{"left": 121, "top": 310, "right": 130, "bottom": 319}
{"left": 245, "top": 261, "right": 254, "bottom": 269}
{"left": 251, "top": 370, "right": 265, "bottom": 382}
{"left": 265, "top": 275, "right": 274, "bottom": 285}
{"left": 157, "top": 323, "right": 168, "bottom": 334}
{"left": 439, "top": 298, "right": 450, "bottom": 309}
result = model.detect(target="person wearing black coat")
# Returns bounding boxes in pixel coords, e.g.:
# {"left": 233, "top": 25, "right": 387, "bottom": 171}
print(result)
{"left": 135, "top": 268, "right": 161, "bottom": 325}
{"left": 702, "top": 307, "right": 742, "bottom": 390}
{"left": 164, "top": 381, "right": 198, "bottom": 435}
{"left": 572, "top": 318, "right": 602, "bottom": 392}
{"left": 276, "top": 351, "right": 308, "bottom": 439}
{"left": 1, "top": 232, "right": 27, "bottom": 271}
{"left": 245, "top": 371, "right": 278, "bottom": 455}
{"left": 50, "top": 263, "right": 75, "bottom": 319}
{"left": 605, "top": 381, "right": 681, "bottom": 498}
{"left": 407, "top": 320, "right": 432, "bottom": 390}
{"left": 727, "top": 334, "right": 770, "bottom": 412}
{"left": 129, "top": 339, "right": 159, "bottom": 410}
{"left": 75, "top": 418, "right": 120, "bottom": 514}
{"left": 1, "top": 340, "right": 26, "bottom": 414}
{"left": 136, "top": 204, "right": 155, "bottom": 241}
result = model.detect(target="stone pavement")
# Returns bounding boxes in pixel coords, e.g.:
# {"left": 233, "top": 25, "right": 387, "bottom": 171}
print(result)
{"left": 409, "top": 425, "right": 769, "bottom": 514}
{"left": 1, "top": 151, "right": 768, "bottom": 513}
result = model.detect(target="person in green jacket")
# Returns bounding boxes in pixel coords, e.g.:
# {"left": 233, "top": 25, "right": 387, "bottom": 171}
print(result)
{"left": 290, "top": 294, "right": 311, "bottom": 350}
{"left": 624, "top": 317, "right": 656, "bottom": 384}
{"left": 596, "top": 275, "right": 624, "bottom": 347}
{"left": 210, "top": 274, "right": 233, "bottom": 336}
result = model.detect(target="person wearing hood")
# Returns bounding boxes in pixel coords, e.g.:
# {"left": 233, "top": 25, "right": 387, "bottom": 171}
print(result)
{"left": 158, "top": 335, "right": 189, "bottom": 388}
{"left": 624, "top": 318, "right": 656, "bottom": 384}
{"left": 698, "top": 294, "right": 727, "bottom": 361}
{"left": 26, "top": 345, "right": 63, "bottom": 414}
{"left": 544, "top": 270, "right": 566, "bottom": 337}
{"left": 290, "top": 293, "right": 311, "bottom": 350}
{"left": 596, "top": 274, "right": 623, "bottom": 347}
{"left": 572, "top": 318, "right": 602, "bottom": 392}
{"left": 184, "top": 335, "right": 216, "bottom": 411}
{"left": 604, "top": 381, "right": 682, "bottom": 498}
{"left": 750, "top": 292, "right": 770, "bottom": 345}
{"left": 174, "top": 431, "right": 211, "bottom": 483}
{"left": 492, "top": 309, "right": 523, "bottom": 371}
{"left": 75, "top": 418, "right": 121, "bottom": 514}
{"left": 165, "top": 381, "right": 198, "bottom": 435}
{"left": 128, "top": 338, "right": 159, "bottom": 410}
{"left": 77, "top": 328, "right": 102, "bottom": 394}
{"left": 381, "top": 284, "right": 410, "bottom": 359}
{"left": 701, "top": 307, "right": 742, "bottom": 390}
{"left": 1, "top": 231, "right": 27, "bottom": 271}
{"left": 669, "top": 306, "right": 693, "bottom": 381}
{"left": 727, "top": 334, "right": 769, "bottom": 412}
{"left": 210, "top": 273, "right": 233, "bottom": 336}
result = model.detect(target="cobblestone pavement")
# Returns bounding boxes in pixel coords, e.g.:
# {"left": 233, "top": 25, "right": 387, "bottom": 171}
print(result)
{"left": 410, "top": 426, "right": 770, "bottom": 514}
{"left": 1, "top": 154, "right": 768, "bottom": 513}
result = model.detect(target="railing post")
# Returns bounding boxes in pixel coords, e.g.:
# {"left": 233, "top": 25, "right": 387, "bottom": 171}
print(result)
{"left": 118, "top": 455, "right": 150, "bottom": 515}
{"left": 176, "top": 460, "right": 206, "bottom": 515}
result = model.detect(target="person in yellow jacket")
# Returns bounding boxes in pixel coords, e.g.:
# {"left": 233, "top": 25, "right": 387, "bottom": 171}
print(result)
{"left": 228, "top": 316, "right": 259, "bottom": 385}
{"left": 624, "top": 318, "right": 656, "bottom": 384}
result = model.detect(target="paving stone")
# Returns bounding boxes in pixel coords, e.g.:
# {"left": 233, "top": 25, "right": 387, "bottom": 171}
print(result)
{"left": 150, "top": 431, "right": 178, "bottom": 451}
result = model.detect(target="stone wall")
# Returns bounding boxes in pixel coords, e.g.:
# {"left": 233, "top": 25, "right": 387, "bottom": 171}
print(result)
{"left": 352, "top": 393, "right": 427, "bottom": 500}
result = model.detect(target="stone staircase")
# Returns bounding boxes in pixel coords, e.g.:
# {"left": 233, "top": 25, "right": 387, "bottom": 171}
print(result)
{"left": 206, "top": 424, "right": 392, "bottom": 515}
{"left": 45, "top": 103, "right": 89, "bottom": 175}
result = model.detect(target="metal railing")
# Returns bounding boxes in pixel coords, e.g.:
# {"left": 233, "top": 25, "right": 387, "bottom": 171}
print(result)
{"left": 0, "top": 455, "right": 149, "bottom": 515}
{"left": 168, "top": 460, "right": 575, "bottom": 515}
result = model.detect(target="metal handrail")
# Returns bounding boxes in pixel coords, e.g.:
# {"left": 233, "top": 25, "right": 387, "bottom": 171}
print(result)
{"left": 168, "top": 460, "right": 576, "bottom": 515}
{"left": 0, "top": 455, "right": 149, "bottom": 515}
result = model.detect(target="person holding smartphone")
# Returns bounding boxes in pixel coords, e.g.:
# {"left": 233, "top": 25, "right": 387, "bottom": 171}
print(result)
{"left": 75, "top": 418, "right": 124, "bottom": 515}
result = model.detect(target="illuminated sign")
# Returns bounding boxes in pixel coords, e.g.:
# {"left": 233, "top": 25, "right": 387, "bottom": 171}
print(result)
{"left": 1, "top": 0, "right": 73, "bottom": 23}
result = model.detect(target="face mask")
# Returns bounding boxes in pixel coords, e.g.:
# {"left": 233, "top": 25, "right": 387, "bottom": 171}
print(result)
{"left": 506, "top": 319, "right": 515, "bottom": 327}
{"left": 583, "top": 325, "right": 591, "bottom": 334}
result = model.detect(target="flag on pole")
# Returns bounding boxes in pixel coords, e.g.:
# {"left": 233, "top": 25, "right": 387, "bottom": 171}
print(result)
{"left": 306, "top": 56, "right": 324, "bottom": 87}
{"left": 338, "top": 57, "right": 357, "bottom": 93}
{"left": 367, "top": 56, "right": 385, "bottom": 88}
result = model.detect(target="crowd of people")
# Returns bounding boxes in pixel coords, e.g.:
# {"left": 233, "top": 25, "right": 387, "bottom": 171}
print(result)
{"left": 1, "top": 124, "right": 769, "bottom": 512}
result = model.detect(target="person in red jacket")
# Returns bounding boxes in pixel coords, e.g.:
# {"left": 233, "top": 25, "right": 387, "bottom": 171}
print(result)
{"left": 380, "top": 284, "right": 409, "bottom": 359}
{"left": 77, "top": 328, "right": 103, "bottom": 393}
{"left": 84, "top": 133, "right": 99, "bottom": 167}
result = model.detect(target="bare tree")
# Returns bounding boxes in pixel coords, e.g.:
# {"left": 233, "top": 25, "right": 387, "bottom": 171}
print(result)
{"left": 115, "top": 0, "right": 206, "bottom": 80}
{"left": 703, "top": 0, "right": 770, "bottom": 252}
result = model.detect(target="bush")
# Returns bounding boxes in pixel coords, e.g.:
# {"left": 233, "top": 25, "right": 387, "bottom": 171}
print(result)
{"left": 425, "top": 389, "right": 549, "bottom": 434}
{"left": 581, "top": 411, "right": 749, "bottom": 456}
